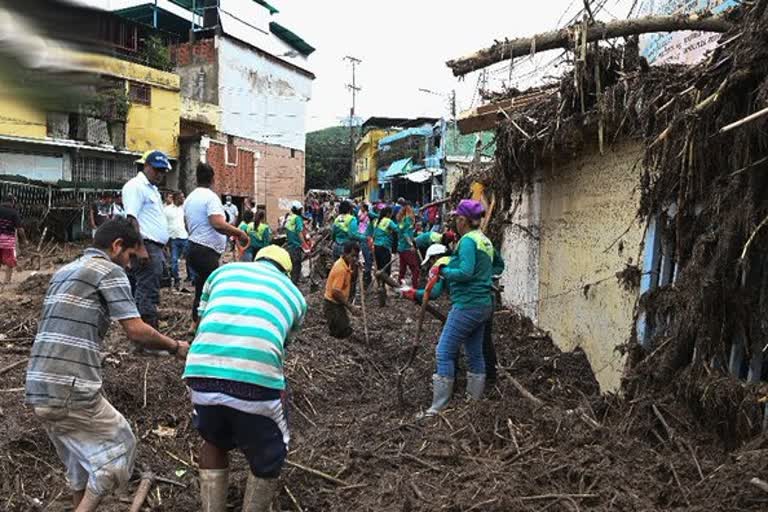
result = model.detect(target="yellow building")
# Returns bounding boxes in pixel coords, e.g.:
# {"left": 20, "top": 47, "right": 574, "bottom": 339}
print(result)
{"left": 0, "top": 49, "right": 180, "bottom": 185}
{"left": 354, "top": 128, "right": 395, "bottom": 200}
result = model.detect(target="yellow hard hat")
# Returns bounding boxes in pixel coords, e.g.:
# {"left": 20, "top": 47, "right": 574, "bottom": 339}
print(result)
{"left": 255, "top": 245, "right": 292, "bottom": 275}
{"left": 135, "top": 150, "right": 153, "bottom": 164}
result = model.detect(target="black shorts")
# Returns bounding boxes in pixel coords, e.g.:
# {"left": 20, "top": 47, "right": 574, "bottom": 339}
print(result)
{"left": 193, "top": 403, "right": 288, "bottom": 478}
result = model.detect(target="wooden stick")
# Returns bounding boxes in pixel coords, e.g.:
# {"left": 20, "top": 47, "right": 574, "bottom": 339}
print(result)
{"left": 740, "top": 211, "right": 768, "bottom": 261}
{"left": 284, "top": 485, "right": 304, "bottom": 512}
{"left": 501, "top": 369, "right": 544, "bottom": 408}
{"left": 750, "top": 477, "right": 768, "bottom": 494}
{"left": 142, "top": 362, "right": 149, "bottom": 409}
{"left": 0, "top": 358, "right": 28, "bottom": 376}
{"left": 285, "top": 460, "right": 351, "bottom": 486}
{"left": 447, "top": 13, "right": 732, "bottom": 76}
{"left": 129, "top": 473, "right": 155, "bottom": 512}
{"left": 652, "top": 404, "right": 675, "bottom": 441}
{"left": 375, "top": 270, "right": 447, "bottom": 323}
{"left": 719, "top": 106, "right": 768, "bottom": 134}
{"left": 357, "top": 269, "right": 370, "bottom": 345}
{"left": 518, "top": 493, "right": 597, "bottom": 501}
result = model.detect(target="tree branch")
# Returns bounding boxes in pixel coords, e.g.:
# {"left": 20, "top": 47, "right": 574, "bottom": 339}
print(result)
{"left": 446, "top": 13, "right": 733, "bottom": 77}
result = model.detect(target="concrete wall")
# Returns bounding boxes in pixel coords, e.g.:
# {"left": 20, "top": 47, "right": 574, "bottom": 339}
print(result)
{"left": 218, "top": 36, "right": 312, "bottom": 152}
{"left": 536, "top": 140, "right": 644, "bottom": 391}
{"left": 500, "top": 178, "right": 542, "bottom": 322}
{"left": 172, "top": 39, "right": 219, "bottom": 106}
{"left": 236, "top": 137, "right": 305, "bottom": 228}
{"left": 126, "top": 86, "right": 181, "bottom": 158}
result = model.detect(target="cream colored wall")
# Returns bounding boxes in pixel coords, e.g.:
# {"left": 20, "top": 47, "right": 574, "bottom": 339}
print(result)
{"left": 537, "top": 140, "right": 645, "bottom": 391}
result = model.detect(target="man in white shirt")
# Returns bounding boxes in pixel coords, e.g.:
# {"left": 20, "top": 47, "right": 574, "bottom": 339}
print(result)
{"left": 223, "top": 195, "right": 239, "bottom": 226}
{"left": 185, "top": 163, "right": 248, "bottom": 322}
{"left": 121, "top": 150, "right": 172, "bottom": 328}
{"left": 164, "top": 191, "right": 189, "bottom": 289}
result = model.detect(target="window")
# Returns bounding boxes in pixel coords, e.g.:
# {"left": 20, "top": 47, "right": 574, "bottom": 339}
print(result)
{"left": 226, "top": 135, "right": 238, "bottom": 166}
{"left": 100, "top": 17, "right": 138, "bottom": 52}
{"left": 74, "top": 156, "right": 135, "bottom": 183}
{"left": 291, "top": 148, "right": 297, "bottom": 159}
{"left": 128, "top": 82, "right": 151, "bottom": 106}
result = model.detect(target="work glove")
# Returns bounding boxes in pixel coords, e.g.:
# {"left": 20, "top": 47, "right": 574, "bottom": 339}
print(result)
{"left": 428, "top": 264, "right": 444, "bottom": 282}
{"left": 400, "top": 286, "right": 416, "bottom": 301}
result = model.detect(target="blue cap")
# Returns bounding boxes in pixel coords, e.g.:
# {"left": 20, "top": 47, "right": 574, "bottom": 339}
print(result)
{"left": 144, "top": 150, "right": 172, "bottom": 171}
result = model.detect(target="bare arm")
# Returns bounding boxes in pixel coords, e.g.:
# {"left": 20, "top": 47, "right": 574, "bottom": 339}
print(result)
{"left": 119, "top": 318, "right": 189, "bottom": 359}
{"left": 209, "top": 214, "right": 248, "bottom": 242}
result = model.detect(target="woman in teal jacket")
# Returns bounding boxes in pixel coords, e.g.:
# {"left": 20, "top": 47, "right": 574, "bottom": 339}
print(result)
{"left": 419, "top": 199, "right": 495, "bottom": 417}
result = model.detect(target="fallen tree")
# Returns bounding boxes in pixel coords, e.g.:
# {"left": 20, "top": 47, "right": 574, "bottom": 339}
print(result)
{"left": 446, "top": 13, "right": 734, "bottom": 77}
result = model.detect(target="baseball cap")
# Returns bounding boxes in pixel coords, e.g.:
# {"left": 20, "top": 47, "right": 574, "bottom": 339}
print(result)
{"left": 422, "top": 243, "right": 448, "bottom": 266}
{"left": 139, "top": 150, "right": 172, "bottom": 171}
{"left": 451, "top": 199, "right": 485, "bottom": 220}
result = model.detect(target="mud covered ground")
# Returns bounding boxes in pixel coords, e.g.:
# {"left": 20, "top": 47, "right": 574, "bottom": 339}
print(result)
{"left": 1, "top": 260, "right": 768, "bottom": 511}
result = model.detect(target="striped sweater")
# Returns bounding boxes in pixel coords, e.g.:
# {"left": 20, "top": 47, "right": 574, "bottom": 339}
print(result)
{"left": 183, "top": 261, "right": 307, "bottom": 390}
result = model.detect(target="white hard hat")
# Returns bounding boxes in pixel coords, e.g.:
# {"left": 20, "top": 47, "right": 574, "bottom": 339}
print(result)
{"left": 291, "top": 200, "right": 303, "bottom": 211}
{"left": 422, "top": 243, "right": 448, "bottom": 266}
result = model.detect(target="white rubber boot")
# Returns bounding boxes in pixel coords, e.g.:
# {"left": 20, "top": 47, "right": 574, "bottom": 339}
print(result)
{"left": 466, "top": 372, "right": 486, "bottom": 400}
{"left": 242, "top": 473, "right": 279, "bottom": 512}
{"left": 199, "top": 468, "right": 229, "bottom": 512}
{"left": 417, "top": 374, "right": 455, "bottom": 419}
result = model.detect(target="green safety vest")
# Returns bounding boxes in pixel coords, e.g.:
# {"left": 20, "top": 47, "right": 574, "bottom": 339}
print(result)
{"left": 334, "top": 214, "right": 354, "bottom": 233}
{"left": 462, "top": 230, "right": 494, "bottom": 260}
{"left": 249, "top": 222, "right": 270, "bottom": 242}
{"left": 285, "top": 214, "right": 300, "bottom": 233}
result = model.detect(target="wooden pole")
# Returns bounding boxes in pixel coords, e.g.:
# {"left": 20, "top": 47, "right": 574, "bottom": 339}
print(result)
{"left": 446, "top": 13, "right": 733, "bottom": 77}
{"left": 375, "top": 270, "right": 447, "bottom": 323}
{"left": 357, "top": 269, "right": 370, "bottom": 344}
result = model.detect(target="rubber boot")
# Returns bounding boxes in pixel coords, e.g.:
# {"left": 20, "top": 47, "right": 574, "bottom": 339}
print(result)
{"left": 199, "top": 468, "right": 229, "bottom": 512}
{"left": 242, "top": 473, "right": 279, "bottom": 512}
{"left": 74, "top": 489, "right": 102, "bottom": 512}
{"left": 466, "top": 372, "right": 486, "bottom": 400}
{"left": 418, "top": 374, "right": 454, "bottom": 418}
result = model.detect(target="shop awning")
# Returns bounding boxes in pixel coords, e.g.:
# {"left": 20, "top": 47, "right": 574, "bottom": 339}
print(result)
{"left": 405, "top": 168, "right": 443, "bottom": 183}
{"left": 383, "top": 157, "right": 413, "bottom": 180}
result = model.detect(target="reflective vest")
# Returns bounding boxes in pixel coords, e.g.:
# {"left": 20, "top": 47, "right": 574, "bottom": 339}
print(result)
{"left": 248, "top": 222, "right": 270, "bottom": 243}
{"left": 462, "top": 230, "right": 494, "bottom": 260}
{"left": 285, "top": 213, "right": 300, "bottom": 234}
{"left": 334, "top": 214, "right": 354, "bottom": 233}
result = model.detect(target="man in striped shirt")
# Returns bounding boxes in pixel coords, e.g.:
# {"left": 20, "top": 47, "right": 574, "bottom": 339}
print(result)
{"left": 25, "top": 218, "right": 189, "bottom": 512}
{"left": 183, "top": 245, "right": 307, "bottom": 512}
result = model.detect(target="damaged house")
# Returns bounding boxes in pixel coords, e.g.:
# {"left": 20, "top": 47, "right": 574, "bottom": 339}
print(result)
{"left": 448, "top": 0, "right": 768, "bottom": 426}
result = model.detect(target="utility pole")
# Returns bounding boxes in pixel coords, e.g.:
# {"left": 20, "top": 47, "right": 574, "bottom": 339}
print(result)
{"left": 344, "top": 56, "right": 362, "bottom": 188}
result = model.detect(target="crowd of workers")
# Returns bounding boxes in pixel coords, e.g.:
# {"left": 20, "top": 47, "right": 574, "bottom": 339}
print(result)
{"left": 18, "top": 148, "right": 505, "bottom": 512}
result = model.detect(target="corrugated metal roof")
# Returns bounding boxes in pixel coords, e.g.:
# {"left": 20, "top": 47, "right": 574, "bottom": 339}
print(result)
{"left": 379, "top": 126, "right": 433, "bottom": 147}
{"left": 269, "top": 22, "right": 315, "bottom": 56}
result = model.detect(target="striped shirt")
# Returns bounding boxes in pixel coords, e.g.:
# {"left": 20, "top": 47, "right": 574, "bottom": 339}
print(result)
{"left": 25, "top": 248, "right": 140, "bottom": 407}
{"left": 183, "top": 261, "right": 307, "bottom": 391}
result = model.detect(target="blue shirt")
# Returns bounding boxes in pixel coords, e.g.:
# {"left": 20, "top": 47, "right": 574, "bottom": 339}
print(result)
{"left": 122, "top": 172, "right": 169, "bottom": 244}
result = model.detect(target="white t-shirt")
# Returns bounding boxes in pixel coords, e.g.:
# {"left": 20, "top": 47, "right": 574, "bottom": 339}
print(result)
{"left": 121, "top": 172, "right": 169, "bottom": 244}
{"left": 223, "top": 203, "right": 239, "bottom": 225}
{"left": 184, "top": 187, "right": 227, "bottom": 254}
{"left": 164, "top": 204, "right": 188, "bottom": 240}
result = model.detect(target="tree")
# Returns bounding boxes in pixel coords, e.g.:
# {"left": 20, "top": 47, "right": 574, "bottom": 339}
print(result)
{"left": 305, "top": 126, "right": 353, "bottom": 190}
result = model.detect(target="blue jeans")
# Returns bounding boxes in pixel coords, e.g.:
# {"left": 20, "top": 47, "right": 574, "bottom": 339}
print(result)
{"left": 169, "top": 238, "right": 187, "bottom": 281}
{"left": 129, "top": 241, "right": 166, "bottom": 327}
{"left": 436, "top": 305, "right": 493, "bottom": 377}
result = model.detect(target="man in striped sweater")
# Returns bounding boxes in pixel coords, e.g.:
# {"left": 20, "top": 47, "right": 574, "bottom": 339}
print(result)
{"left": 25, "top": 218, "right": 189, "bottom": 512}
{"left": 183, "top": 245, "right": 307, "bottom": 512}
